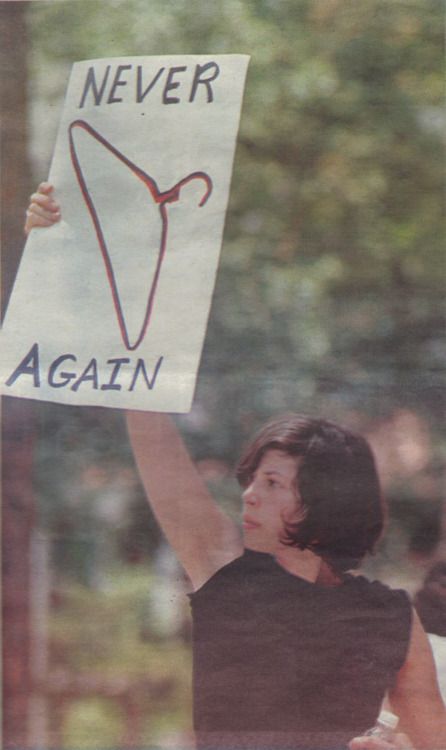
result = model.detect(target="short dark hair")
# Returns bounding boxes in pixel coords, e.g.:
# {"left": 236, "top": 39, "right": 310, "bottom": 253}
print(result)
{"left": 236, "top": 414, "right": 385, "bottom": 573}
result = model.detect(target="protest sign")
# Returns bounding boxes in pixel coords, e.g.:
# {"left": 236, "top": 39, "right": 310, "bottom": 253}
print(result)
{"left": 1, "top": 55, "right": 249, "bottom": 412}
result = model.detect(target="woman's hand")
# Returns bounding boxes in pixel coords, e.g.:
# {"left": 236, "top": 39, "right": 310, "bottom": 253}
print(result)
{"left": 349, "top": 733, "right": 413, "bottom": 750}
{"left": 24, "top": 182, "right": 60, "bottom": 235}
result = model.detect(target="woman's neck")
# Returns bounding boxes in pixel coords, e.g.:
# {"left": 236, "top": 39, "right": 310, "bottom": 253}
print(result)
{"left": 274, "top": 545, "right": 341, "bottom": 585}
{"left": 273, "top": 545, "right": 321, "bottom": 582}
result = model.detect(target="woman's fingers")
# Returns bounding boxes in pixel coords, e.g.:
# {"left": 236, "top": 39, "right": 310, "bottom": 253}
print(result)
{"left": 26, "top": 206, "right": 57, "bottom": 224}
{"left": 24, "top": 209, "right": 57, "bottom": 235}
{"left": 25, "top": 202, "right": 60, "bottom": 224}
{"left": 349, "top": 736, "right": 412, "bottom": 750}
{"left": 24, "top": 183, "right": 60, "bottom": 235}
{"left": 36, "top": 181, "right": 54, "bottom": 195}
{"left": 29, "top": 189, "right": 60, "bottom": 213}
{"left": 24, "top": 205, "right": 60, "bottom": 234}
{"left": 349, "top": 738, "right": 396, "bottom": 750}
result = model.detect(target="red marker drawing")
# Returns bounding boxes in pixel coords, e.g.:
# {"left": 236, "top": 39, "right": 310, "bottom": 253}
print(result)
{"left": 68, "top": 119, "right": 212, "bottom": 351}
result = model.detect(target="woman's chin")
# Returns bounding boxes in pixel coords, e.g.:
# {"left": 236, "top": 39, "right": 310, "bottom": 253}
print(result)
{"left": 243, "top": 532, "right": 273, "bottom": 553}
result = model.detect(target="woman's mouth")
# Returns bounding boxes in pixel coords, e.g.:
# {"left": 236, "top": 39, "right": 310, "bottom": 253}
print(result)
{"left": 242, "top": 516, "right": 261, "bottom": 530}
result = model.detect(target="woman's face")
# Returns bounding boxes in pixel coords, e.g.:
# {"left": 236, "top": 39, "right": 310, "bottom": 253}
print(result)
{"left": 242, "top": 449, "right": 303, "bottom": 553}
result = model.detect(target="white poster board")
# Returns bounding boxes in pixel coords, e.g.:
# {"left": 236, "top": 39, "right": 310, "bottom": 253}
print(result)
{"left": 1, "top": 55, "right": 249, "bottom": 412}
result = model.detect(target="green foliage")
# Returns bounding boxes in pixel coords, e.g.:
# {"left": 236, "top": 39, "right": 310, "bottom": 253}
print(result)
{"left": 50, "top": 570, "right": 192, "bottom": 747}
{"left": 62, "top": 698, "right": 124, "bottom": 749}
{"left": 28, "top": 0, "right": 443, "bottom": 537}
{"left": 33, "top": 401, "right": 162, "bottom": 562}
{"left": 24, "top": 3, "right": 444, "bottom": 744}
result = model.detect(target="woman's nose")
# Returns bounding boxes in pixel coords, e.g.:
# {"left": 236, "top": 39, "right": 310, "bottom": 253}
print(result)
{"left": 243, "top": 483, "right": 259, "bottom": 506}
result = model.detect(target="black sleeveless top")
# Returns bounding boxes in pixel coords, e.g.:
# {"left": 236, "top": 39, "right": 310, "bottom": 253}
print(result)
{"left": 189, "top": 549, "right": 411, "bottom": 750}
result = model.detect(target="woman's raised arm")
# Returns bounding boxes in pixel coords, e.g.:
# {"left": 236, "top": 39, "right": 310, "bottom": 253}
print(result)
{"left": 23, "top": 183, "right": 242, "bottom": 590}
{"left": 126, "top": 410, "right": 242, "bottom": 589}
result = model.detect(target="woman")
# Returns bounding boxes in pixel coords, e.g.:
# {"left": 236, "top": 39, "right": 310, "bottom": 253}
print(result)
{"left": 25, "top": 186, "right": 446, "bottom": 749}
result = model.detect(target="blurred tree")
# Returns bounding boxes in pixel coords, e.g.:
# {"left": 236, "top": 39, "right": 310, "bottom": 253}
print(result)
{"left": 1, "top": 3, "right": 35, "bottom": 747}
{"left": 24, "top": 0, "right": 445, "bottom": 555}
{"left": 1, "top": 0, "right": 32, "bottom": 316}
{"left": 4, "top": 2, "right": 442, "bottom": 745}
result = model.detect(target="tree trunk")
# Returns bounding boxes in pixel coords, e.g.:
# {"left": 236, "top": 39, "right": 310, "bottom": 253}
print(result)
{"left": 2, "top": 399, "right": 36, "bottom": 748}
{"left": 0, "top": 1, "right": 32, "bottom": 317}
{"left": 1, "top": 3, "right": 36, "bottom": 747}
